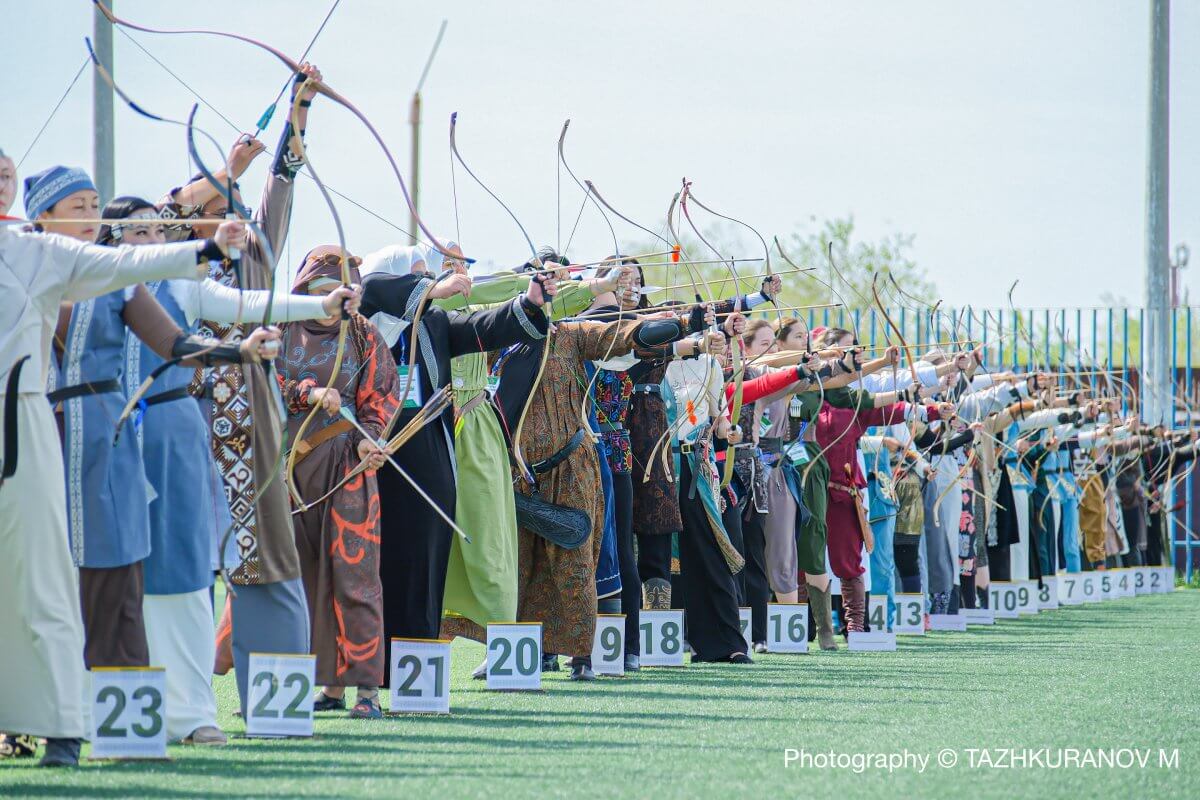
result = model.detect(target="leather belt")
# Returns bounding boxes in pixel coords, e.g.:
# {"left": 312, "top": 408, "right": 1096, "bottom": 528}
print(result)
{"left": 632, "top": 383, "right": 661, "bottom": 396}
{"left": 530, "top": 428, "right": 587, "bottom": 475}
{"left": 290, "top": 418, "right": 354, "bottom": 466}
{"left": 672, "top": 441, "right": 697, "bottom": 455}
{"left": 143, "top": 385, "right": 192, "bottom": 408}
{"left": 47, "top": 379, "right": 121, "bottom": 404}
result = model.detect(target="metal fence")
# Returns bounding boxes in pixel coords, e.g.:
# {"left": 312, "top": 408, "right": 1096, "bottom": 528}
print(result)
{"left": 791, "top": 304, "right": 1199, "bottom": 581}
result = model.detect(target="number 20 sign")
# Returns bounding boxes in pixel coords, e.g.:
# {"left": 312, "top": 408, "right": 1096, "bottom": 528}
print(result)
{"left": 90, "top": 668, "right": 167, "bottom": 759}
{"left": 389, "top": 638, "right": 451, "bottom": 714}
{"left": 246, "top": 653, "right": 315, "bottom": 738}
{"left": 487, "top": 623, "right": 543, "bottom": 690}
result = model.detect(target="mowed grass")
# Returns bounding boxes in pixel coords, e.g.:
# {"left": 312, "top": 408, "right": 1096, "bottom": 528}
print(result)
{"left": 3, "top": 591, "right": 1197, "bottom": 799}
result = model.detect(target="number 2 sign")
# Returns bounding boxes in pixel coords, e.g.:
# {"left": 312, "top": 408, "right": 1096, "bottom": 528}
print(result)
{"left": 246, "top": 654, "right": 315, "bottom": 738}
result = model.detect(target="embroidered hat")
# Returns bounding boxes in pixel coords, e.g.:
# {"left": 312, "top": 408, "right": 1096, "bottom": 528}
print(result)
{"left": 23, "top": 165, "right": 95, "bottom": 220}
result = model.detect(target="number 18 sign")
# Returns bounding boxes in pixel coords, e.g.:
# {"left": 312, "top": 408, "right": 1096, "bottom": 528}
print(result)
{"left": 389, "top": 638, "right": 451, "bottom": 714}
{"left": 90, "top": 667, "right": 167, "bottom": 760}
{"left": 246, "top": 653, "right": 315, "bottom": 738}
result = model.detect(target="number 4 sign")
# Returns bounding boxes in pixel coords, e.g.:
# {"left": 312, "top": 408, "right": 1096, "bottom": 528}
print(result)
{"left": 487, "top": 623, "right": 543, "bottom": 690}
{"left": 89, "top": 668, "right": 167, "bottom": 760}
{"left": 246, "top": 654, "right": 315, "bottom": 738}
{"left": 388, "top": 639, "right": 451, "bottom": 714}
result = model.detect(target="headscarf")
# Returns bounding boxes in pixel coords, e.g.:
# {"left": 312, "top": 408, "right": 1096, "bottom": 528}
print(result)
{"left": 293, "top": 245, "right": 362, "bottom": 293}
{"left": 358, "top": 240, "right": 458, "bottom": 277}
{"left": 23, "top": 165, "right": 95, "bottom": 219}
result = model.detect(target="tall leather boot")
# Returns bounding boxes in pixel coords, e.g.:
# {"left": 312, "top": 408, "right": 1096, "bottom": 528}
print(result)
{"left": 643, "top": 578, "right": 671, "bottom": 610}
{"left": 806, "top": 583, "right": 839, "bottom": 651}
{"left": 841, "top": 575, "right": 866, "bottom": 633}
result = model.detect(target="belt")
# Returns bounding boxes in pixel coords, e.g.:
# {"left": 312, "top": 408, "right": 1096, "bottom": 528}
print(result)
{"left": 47, "top": 379, "right": 121, "bottom": 404}
{"left": 672, "top": 441, "right": 697, "bottom": 455}
{"left": 290, "top": 417, "right": 354, "bottom": 466}
{"left": 597, "top": 421, "right": 624, "bottom": 433}
{"left": 632, "top": 383, "right": 661, "bottom": 396}
{"left": 531, "top": 428, "right": 587, "bottom": 475}
{"left": 758, "top": 436, "right": 783, "bottom": 455}
{"left": 143, "top": 385, "right": 192, "bottom": 408}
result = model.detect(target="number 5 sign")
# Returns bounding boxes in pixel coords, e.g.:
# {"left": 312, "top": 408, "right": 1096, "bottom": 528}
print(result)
{"left": 389, "top": 639, "right": 451, "bottom": 714}
{"left": 487, "top": 623, "right": 543, "bottom": 690}
{"left": 246, "top": 654, "right": 315, "bottom": 738}
{"left": 89, "top": 668, "right": 167, "bottom": 760}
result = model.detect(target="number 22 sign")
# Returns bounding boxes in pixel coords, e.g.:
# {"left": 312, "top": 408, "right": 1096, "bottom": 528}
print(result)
{"left": 246, "top": 653, "right": 315, "bottom": 737}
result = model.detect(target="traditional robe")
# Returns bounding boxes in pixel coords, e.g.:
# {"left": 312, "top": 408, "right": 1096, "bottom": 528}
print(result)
{"left": 0, "top": 222, "right": 205, "bottom": 738}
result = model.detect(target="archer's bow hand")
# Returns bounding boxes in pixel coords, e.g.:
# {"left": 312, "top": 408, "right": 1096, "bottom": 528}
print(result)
{"left": 239, "top": 326, "right": 282, "bottom": 363}
{"left": 701, "top": 331, "right": 727, "bottom": 358}
{"left": 213, "top": 221, "right": 248, "bottom": 258}
{"left": 321, "top": 285, "right": 362, "bottom": 318}
{"left": 292, "top": 62, "right": 323, "bottom": 103}
{"left": 524, "top": 273, "right": 558, "bottom": 307}
{"left": 722, "top": 311, "right": 746, "bottom": 338}
{"left": 762, "top": 274, "right": 782, "bottom": 301}
{"left": 308, "top": 387, "right": 342, "bottom": 417}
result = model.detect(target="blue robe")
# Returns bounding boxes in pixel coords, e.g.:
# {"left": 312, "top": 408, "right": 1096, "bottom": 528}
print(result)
{"left": 50, "top": 288, "right": 150, "bottom": 568}
{"left": 124, "top": 280, "right": 231, "bottom": 595}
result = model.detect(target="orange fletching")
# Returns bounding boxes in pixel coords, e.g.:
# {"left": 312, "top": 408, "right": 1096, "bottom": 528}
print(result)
{"left": 671, "top": 244, "right": 681, "bottom": 263}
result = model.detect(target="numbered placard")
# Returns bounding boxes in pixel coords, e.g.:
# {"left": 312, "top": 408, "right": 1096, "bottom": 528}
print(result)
{"left": 1099, "top": 571, "right": 1117, "bottom": 601}
{"left": 894, "top": 593, "right": 924, "bottom": 635}
{"left": 89, "top": 668, "right": 167, "bottom": 759}
{"left": 388, "top": 638, "right": 451, "bottom": 714}
{"left": 1058, "top": 573, "right": 1083, "bottom": 606}
{"left": 1158, "top": 567, "right": 1174, "bottom": 593}
{"left": 591, "top": 615, "right": 626, "bottom": 677}
{"left": 1038, "top": 576, "right": 1060, "bottom": 610}
{"left": 246, "top": 654, "right": 315, "bottom": 738}
{"left": 766, "top": 603, "right": 809, "bottom": 654}
{"left": 847, "top": 631, "right": 896, "bottom": 651}
{"left": 1079, "top": 573, "right": 1102, "bottom": 604}
{"left": 639, "top": 610, "right": 685, "bottom": 666}
{"left": 1133, "top": 566, "right": 1151, "bottom": 596}
{"left": 961, "top": 607, "right": 995, "bottom": 625}
{"left": 867, "top": 595, "right": 889, "bottom": 632}
{"left": 1115, "top": 569, "right": 1135, "bottom": 599}
{"left": 1016, "top": 581, "right": 1039, "bottom": 615}
{"left": 989, "top": 582, "right": 1020, "bottom": 619}
{"left": 1146, "top": 567, "right": 1164, "bottom": 595}
{"left": 486, "top": 623, "right": 543, "bottom": 690}
{"left": 928, "top": 614, "right": 967, "bottom": 631}
{"left": 738, "top": 607, "right": 753, "bottom": 650}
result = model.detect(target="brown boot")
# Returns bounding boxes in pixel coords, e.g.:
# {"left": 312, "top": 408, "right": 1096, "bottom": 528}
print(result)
{"left": 643, "top": 578, "right": 671, "bottom": 610}
{"left": 806, "top": 583, "right": 838, "bottom": 651}
{"left": 841, "top": 575, "right": 866, "bottom": 633}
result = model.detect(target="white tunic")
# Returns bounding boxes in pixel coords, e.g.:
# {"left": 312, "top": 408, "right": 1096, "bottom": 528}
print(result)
{"left": 0, "top": 222, "right": 205, "bottom": 738}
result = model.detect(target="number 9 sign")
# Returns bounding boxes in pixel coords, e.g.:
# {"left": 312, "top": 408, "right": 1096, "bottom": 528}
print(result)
{"left": 89, "top": 668, "right": 167, "bottom": 759}
{"left": 592, "top": 614, "right": 626, "bottom": 676}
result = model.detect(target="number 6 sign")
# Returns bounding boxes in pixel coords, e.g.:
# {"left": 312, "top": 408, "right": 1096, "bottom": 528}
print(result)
{"left": 89, "top": 668, "right": 167, "bottom": 760}
{"left": 246, "top": 654, "right": 315, "bottom": 737}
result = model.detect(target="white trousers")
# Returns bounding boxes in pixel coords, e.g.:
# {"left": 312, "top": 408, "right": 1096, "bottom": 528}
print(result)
{"left": 144, "top": 588, "right": 219, "bottom": 741}
{"left": 0, "top": 396, "right": 86, "bottom": 738}
{"left": 1010, "top": 482, "right": 1031, "bottom": 582}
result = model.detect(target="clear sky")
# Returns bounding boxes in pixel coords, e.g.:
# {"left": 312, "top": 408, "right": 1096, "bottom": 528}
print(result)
{"left": 3, "top": 0, "right": 1196, "bottom": 309}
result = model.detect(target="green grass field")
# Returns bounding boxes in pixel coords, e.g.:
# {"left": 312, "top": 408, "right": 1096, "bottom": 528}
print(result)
{"left": 2, "top": 591, "right": 1197, "bottom": 799}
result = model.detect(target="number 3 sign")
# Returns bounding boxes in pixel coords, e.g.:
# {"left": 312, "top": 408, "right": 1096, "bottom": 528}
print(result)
{"left": 90, "top": 668, "right": 167, "bottom": 759}
{"left": 246, "top": 654, "right": 315, "bottom": 737}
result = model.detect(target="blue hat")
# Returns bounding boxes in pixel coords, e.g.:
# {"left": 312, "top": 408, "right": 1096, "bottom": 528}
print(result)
{"left": 23, "top": 165, "right": 95, "bottom": 220}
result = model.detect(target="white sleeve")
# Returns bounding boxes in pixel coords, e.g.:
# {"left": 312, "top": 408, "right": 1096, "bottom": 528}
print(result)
{"left": 169, "top": 278, "right": 330, "bottom": 325}
{"left": 58, "top": 236, "right": 204, "bottom": 302}
{"left": 913, "top": 361, "right": 941, "bottom": 388}
{"left": 860, "top": 436, "right": 885, "bottom": 455}
{"left": 1017, "top": 408, "right": 1067, "bottom": 434}
{"left": 970, "top": 373, "right": 998, "bottom": 391}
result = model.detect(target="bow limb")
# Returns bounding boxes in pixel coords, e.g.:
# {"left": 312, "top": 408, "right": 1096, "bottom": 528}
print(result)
{"left": 449, "top": 112, "right": 543, "bottom": 482}
{"left": 685, "top": 190, "right": 781, "bottom": 325}
{"left": 93, "top": 0, "right": 462, "bottom": 262}
{"left": 676, "top": 184, "right": 743, "bottom": 489}
{"left": 558, "top": 120, "right": 622, "bottom": 446}
{"left": 281, "top": 78, "right": 353, "bottom": 511}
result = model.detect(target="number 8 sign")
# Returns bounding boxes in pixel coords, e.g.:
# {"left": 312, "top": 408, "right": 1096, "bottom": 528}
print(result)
{"left": 487, "top": 623, "right": 543, "bottom": 690}
{"left": 89, "top": 668, "right": 167, "bottom": 759}
{"left": 389, "top": 639, "right": 451, "bottom": 714}
{"left": 245, "top": 654, "right": 315, "bottom": 738}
